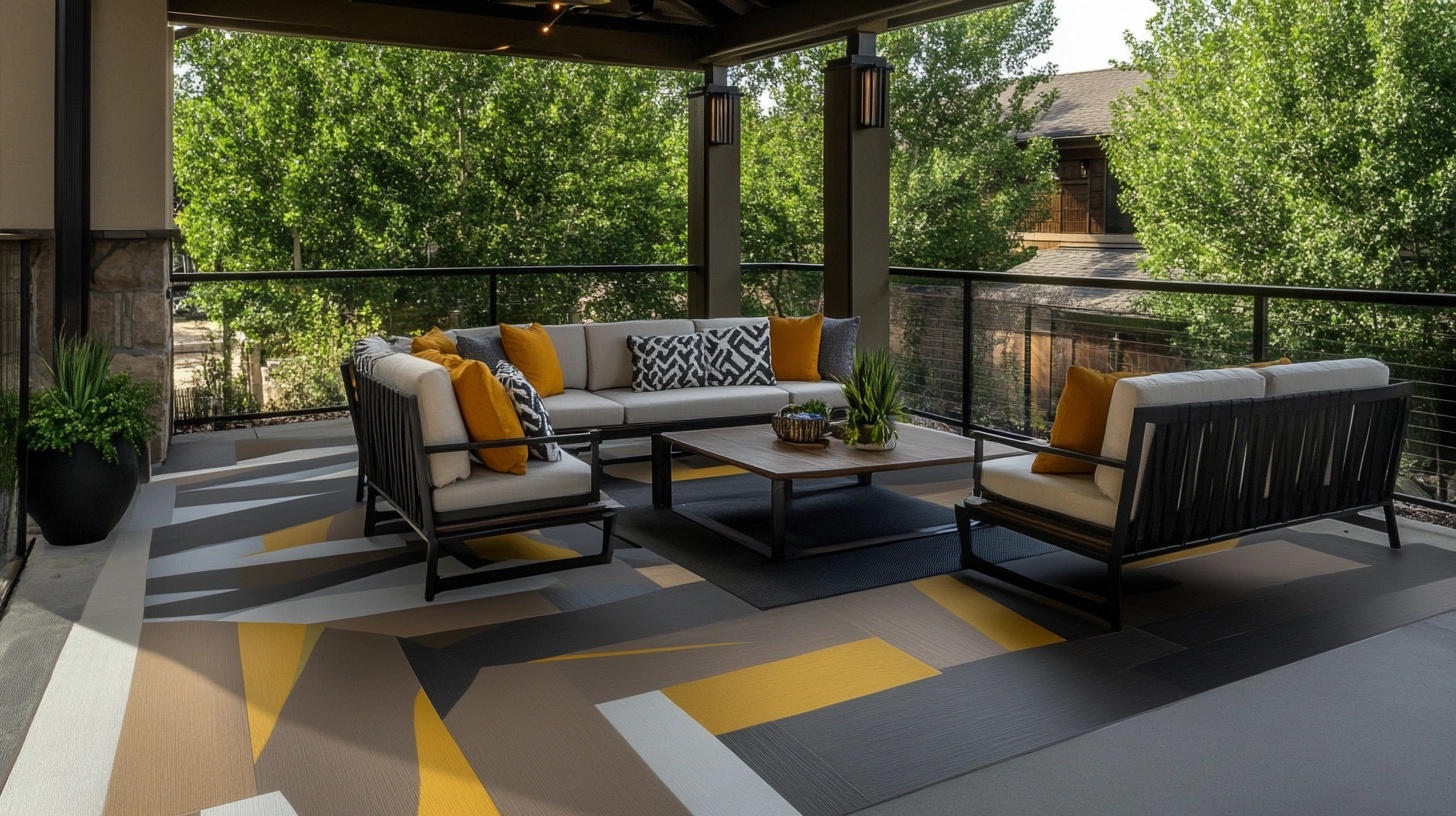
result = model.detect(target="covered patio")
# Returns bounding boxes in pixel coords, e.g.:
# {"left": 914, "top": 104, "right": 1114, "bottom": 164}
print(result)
{"left": 3, "top": 0, "right": 1456, "bottom": 814}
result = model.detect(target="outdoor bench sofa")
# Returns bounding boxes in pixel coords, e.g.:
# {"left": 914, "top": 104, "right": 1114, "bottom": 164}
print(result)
{"left": 344, "top": 316, "right": 848, "bottom": 599}
{"left": 956, "top": 358, "right": 1413, "bottom": 629}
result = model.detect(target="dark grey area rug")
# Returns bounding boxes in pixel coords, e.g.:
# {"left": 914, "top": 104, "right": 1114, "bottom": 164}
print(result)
{"left": 608, "top": 475, "right": 1056, "bottom": 609}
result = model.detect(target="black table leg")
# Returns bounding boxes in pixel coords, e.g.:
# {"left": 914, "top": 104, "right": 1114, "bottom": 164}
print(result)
{"left": 771, "top": 479, "right": 790, "bottom": 559}
{"left": 858, "top": 472, "right": 873, "bottom": 486}
{"left": 651, "top": 435, "right": 673, "bottom": 508}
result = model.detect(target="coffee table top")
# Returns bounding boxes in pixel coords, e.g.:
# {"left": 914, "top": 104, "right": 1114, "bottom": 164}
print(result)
{"left": 660, "top": 423, "right": 980, "bottom": 480}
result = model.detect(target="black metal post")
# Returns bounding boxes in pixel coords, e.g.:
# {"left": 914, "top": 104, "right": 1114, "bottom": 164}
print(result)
{"left": 488, "top": 273, "right": 498, "bottom": 326}
{"left": 16, "top": 242, "right": 30, "bottom": 558}
{"left": 961, "top": 278, "right": 973, "bottom": 437}
{"left": 1253, "top": 294, "right": 1268, "bottom": 362}
{"left": 1023, "top": 306, "right": 1033, "bottom": 434}
{"left": 54, "top": 0, "right": 92, "bottom": 339}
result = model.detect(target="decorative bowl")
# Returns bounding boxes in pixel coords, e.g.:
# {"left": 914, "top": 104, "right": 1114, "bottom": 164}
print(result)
{"left": 771, "top": 406, "right": 830, "bottom": 443}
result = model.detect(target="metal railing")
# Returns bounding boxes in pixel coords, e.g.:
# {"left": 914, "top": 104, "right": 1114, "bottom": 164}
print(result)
{"left": 168, "top": 261, "right": 1455, "bottom": 512}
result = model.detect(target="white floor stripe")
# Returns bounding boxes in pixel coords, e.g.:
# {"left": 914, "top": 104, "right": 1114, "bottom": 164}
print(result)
{"left": 186, "top": 462, "right": 355, "bottom": 491}
{"left": 0, "top": 529, "right": 153, "bottom": 816}
{"left": 115, "top": 484, "right": 176, "bottom": 533}
{"left": 170, "top": 493, "right": 328, "bottom": 526}
{"left": 597, "top": 692, "right": 802, "bottom": 816}
{"left": 201, "top": 790, "right": 300, "bottom": 816}
{"left": 146, "top": 536, "right": 268, "bottom": 579}
{"left": 151, "top": 445, "right": 358, "bottom": 483}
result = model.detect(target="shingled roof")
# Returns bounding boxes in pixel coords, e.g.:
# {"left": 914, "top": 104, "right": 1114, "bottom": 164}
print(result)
{"left": 984, "top": 247, "right": 1148, "bottom": 312}
{"left": 1021, "top": 68, "right": 1148, "bottom": 140}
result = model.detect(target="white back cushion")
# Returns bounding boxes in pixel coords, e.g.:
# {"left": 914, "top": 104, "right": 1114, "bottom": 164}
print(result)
{"left": 367, "top": 353, "right": 472, "bottom": 488}
{"left": 693, "top": 317, "right": 769, "bottom": 331}
{"left": 1257, "top": 357, "right": 1388, "bottom": 396}
{"left": 543, "top": 324, "right": 588, "bottom": 391}
{"left": 1096, "top": 368, "right": 1266, "bottom": 502}
{"left": 584, "top": 319, "right": 695, "bottom": 391}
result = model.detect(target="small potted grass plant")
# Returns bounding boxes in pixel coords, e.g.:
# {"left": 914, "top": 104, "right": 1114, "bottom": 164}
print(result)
{"left": 837, "top": 349, "right": 908, "bottom": 450}
{"left": 25, "top": 334, "right": 159, "bottom": 546}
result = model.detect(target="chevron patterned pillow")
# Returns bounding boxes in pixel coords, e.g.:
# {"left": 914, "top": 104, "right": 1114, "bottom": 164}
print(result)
{"left": 491, "top": 362, "right": 562, "bottom": 461}
{"left": 628, "top": 333, "right": 706, "bottom": 392}
{"left": 701, "top": 323, "right": 775, "bottom": 386}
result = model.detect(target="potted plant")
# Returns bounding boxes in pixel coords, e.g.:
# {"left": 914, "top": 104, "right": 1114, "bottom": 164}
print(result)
{"left": 837, "top": 349, "right": 908, "bottom": 450}
{"left": 25, "top": 334, "right": 159, "bottom": 546}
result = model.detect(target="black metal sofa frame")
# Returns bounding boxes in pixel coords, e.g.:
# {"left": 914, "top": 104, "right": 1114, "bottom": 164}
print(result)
{"left": 956, "top": 381, "right": 1414, "bottom": 629}
{"left": 351, "top": 365, "right": 618, "bottom": 601}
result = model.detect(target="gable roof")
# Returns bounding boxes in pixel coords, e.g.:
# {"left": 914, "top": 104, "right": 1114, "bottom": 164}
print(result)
{"left": 1021, "top": 68, "right": 1147, "bottom": 140}
{"left": 984, "top": 246, "right": 1148, "bottom": 312}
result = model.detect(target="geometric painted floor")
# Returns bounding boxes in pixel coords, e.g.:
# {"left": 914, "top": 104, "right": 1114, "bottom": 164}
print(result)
{"left": 2, "top": 418, "right": 1455, "bottom": 815}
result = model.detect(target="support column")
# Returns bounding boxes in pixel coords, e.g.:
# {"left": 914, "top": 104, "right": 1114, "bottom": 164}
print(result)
{"left": 54, "top": 0, "right": 91, "bottom": 338}
{"left": 687, "top": 65, "right": 742, "bottom": 318}
{"left": 824, "top": 32, "right": 892, "bottom": 349}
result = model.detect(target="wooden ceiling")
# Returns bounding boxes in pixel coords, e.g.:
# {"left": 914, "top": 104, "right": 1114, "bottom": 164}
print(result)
{"left": 168, "top": 0, "right": 1009, "bottom": 70}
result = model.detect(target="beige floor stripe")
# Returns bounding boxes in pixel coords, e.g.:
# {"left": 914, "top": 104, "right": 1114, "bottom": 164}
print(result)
{"left": 324, "top": 590, "right": 561, "bottom": 639}
{"left": 102, "top": 622, "right": 256, "bottom": 816}
{"left": 446, "top": 663, "right": 693, "bottom": 816}
{"left": 254, "top": 629, "right": 422, "bottom": 814}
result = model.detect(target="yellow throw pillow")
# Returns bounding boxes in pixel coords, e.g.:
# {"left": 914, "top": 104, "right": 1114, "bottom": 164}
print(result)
{"left": 412, "top": 348, "right": 463, "bottom": 369}
{"left": 768, "top": 314, "right": 823, "bottom": 382}
{"left": 449, "top": 359, "right": 528, "bottom": 476}
{"left": 1032, "top": 366, "right": 1145, "bottom": 475}
{"left": 411, "top": 327, "right": 457, "bottom": 356}
{"left": 500, "top": 323, "right": 565, "bottom": 397}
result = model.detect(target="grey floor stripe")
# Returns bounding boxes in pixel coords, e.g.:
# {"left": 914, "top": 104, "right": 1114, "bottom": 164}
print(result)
{"left": 719, "top": 722, "right": 871, "bottom": 816}
{"left": 168, "top": 453, "right": 357, "bottom": 492}
{"left": 1135, "top": 575, "right": 1456, "bottom": 694}
{"left": 402, "top": 582, "right": 758, "bottom": 715}
{"left": 1142, "top": 541, "right": 1456, "bottom": 647}
{"left": 171, "top": 476, "right": 355, "bottom": 507}
{"left": 857, "top": 618, "right": 1456, "bottom": 816}
{"left": 728, "top": 630, "right": 1187, "bottom": 806}
{"left": 149, "top": 490, "right": 360, "bottom": 557}
{"left": 142, "top": 549, "right": 425, "bottom": 618}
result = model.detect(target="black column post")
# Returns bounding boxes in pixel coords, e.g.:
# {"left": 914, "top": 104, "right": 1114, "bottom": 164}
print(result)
{"left": 687, "top": 65, "right": 742, "bottom": 318}
{"left": 54, "top": 0, "right": 92, "bottom": 339}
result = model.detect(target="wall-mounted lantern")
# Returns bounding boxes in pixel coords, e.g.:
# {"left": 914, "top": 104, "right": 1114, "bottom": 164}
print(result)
{"left": 692, "top": 84, "right": 742, "bottom": 146}
{"left": 858, "top": 62, "right": 891, "bottom": 128}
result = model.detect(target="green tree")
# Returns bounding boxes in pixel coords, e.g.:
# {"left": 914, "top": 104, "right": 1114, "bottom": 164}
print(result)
{"left": 1106, "top": 0, "right": 1456, "bottom": 498}
{"left": 884, "top": 1, "right": 1059, "bottom": 271}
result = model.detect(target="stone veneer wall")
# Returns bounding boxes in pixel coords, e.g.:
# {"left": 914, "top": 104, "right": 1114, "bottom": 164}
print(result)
{"left": 28, "top": 235, "right": 172, "bottom": 462}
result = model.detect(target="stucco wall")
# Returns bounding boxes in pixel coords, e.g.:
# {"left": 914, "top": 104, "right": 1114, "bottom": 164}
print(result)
{"left": 0, "top": 0, "right": 55, "bottom": 229}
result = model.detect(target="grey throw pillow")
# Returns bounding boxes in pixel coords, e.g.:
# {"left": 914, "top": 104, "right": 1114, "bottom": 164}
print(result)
{"left": 492, "top": 362, "right": 561, "bottom": 462}
{"left": 628, "top": 333, "right": 706, "bottom": 392}
{"left": 352, "top": 336, "right": 395, "bottom": 374}
{"left": 456, "top": 333, "right": 508, "bottom": 370}
{"left": 818, "top": 316, "right": 860, "bottom": 379}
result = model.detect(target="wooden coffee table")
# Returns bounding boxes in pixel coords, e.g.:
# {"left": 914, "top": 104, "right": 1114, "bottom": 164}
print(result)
{"left": 651, "top": 423, "right": 979, "bottom": 560}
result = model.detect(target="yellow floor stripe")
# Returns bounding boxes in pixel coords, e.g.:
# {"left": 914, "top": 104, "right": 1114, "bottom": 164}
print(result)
{"left": 532, "top": 642, "right": 745, "bottom": 663}
{"left": 260, "top": 515, "right": 335, "bottom": 552}
{"left": 673, "top": 464, "right": 745, "bottom": 481}
{"left": 463, "top": 533, "right": 577, "bottom": 563}
{"left": 237, "top": 623, "right": 309, "bottom": 762}
{"left": 912, "top": 576, "right": 1063, "bottom": 651}
{"left": 662, "top": 638, "right": 939, "bottom": 735}
{"left": 413, "top": 690, "right": 500, "bottom": 816}
{"left": 1130, "top": 538, "right": 1240, "bottom": 568}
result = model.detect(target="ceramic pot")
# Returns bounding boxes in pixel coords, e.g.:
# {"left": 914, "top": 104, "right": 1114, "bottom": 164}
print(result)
{"left": 26, "top": 436, "right": 139, "bottom": 546}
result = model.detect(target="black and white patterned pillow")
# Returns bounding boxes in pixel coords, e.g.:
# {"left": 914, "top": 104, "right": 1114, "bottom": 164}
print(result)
{"left": 492, "top": 362, "right": 561, "bottom": 462}
{"left": 701, "top": 323, "right": 775, "bottom": 386}
{"left": 628, "top": 333, "right": 706, "bottom": 392}
{"left": 818, "top": 316, "right": 860, "bottom": 380}
{"left": 456, "top": 333, "right": 507, "bottom": 370}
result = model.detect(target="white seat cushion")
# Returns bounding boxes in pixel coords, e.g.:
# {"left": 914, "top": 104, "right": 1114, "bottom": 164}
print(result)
{"left": 979, "top": 455, "right": 1120, "bottom": 529}
{"left": 774, "top": 380, "right": 848, "bottom": 409}
{"left": 366, "top": 353, "right": 472, "bottom": 488}
{"left": 1257, "top": 357, "right": 1388, "bottom": 396}
{"left": 433, "top": 455, "right": 593, "bottom": 514}
{"left": 585, "top": 320, "right": 695, "bottom": 391}
{"left": 542, "top": 389, "right": 626, "bottom": 429}
{"left": 1096, "top": 368, "right": 1266, "bottom": 502}
{"left": 596, "top": 386, "right": 787, "bottom": 424}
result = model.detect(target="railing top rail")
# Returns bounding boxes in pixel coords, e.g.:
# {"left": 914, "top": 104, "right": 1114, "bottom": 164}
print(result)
{"left": 172, "top": 263, "right": 696, "bottom": 284}
{"left": 889, "top": 266, "right": 1456, "bottom": 308}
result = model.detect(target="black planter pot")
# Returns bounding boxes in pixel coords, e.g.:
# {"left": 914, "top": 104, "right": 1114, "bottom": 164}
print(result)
{"left": 26, "top": 436, "right": 140, "bottom": 546}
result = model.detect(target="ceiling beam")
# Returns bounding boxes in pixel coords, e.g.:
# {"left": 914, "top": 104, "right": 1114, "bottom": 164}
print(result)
{"left": 697, "top": 0, "right": 1005, "bottom": 64}
{"left": 675, "top": 0, "right": 739, "bottom": 25}
{"left": 169, "top": 0, "right": 704, "bottom": 70}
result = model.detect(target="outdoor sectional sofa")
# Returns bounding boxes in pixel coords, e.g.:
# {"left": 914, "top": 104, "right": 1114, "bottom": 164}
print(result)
{"left": 345, "top": 316, "right": 849, "bottom": 599}
{"left": 957, "top": 358, "right": 1413, "bottom": 629}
